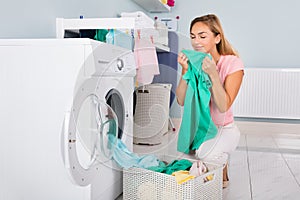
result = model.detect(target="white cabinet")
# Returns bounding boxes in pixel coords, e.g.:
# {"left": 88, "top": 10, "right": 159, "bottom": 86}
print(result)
{"left": 132, "top": 0, "right": 171, "bottom": 13}
{"left": 0, "top": 39, "right": 95, "bottom": 200}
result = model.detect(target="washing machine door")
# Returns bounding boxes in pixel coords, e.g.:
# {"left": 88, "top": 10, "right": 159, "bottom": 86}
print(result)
{"left": 61, "top": 93, "right": 118, "bottom": 186}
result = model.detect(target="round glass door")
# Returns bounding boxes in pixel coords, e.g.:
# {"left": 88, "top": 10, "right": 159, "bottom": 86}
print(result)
{"left": 76, "top": 95, "right": 118, "bottom": 168}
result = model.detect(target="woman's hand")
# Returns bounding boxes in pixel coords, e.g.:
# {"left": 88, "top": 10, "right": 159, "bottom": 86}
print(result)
{"left": 202, "top": 56, "right": 218, "bottom": 76}
{"left": 178, "top": 52, "right": 189, "bottom": 75}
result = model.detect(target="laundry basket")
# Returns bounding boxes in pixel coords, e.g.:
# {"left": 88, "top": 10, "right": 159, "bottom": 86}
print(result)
{"left": 123, "top": 155, "right": 223, "bottom": 200}
{"left": 133, "top": 83, "right": 172, "bottom": 145}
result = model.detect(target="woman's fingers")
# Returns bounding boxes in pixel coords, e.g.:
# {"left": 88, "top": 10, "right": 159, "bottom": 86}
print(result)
{"left": 202, "top": 57, "right": 217, "bottom": 75}
{"left": 178, "top": 52, "right": 188, "bottom": 61}
{"left": 178, "top": 52, "right": 189, "bottom": 70}
{"left": 202, "top": 57, "right": 208, "bottom": 70}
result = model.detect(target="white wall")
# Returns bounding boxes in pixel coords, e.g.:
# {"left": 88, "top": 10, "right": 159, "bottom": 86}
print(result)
{"left": 150, "top": 0, "right": 300, "bottom": 68}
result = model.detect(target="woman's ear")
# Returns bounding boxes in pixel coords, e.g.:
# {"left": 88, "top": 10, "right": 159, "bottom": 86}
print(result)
{"left": 215, "top": 34, "right": 221, "bottom": 44}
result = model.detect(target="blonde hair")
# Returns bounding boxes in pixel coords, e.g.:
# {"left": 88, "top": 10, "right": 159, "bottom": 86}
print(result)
{"left": 190, "top": 14, "right": 239, "bottom": 57}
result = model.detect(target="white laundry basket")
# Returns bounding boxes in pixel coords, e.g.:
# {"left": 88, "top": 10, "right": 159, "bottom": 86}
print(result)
{"left": 123, "top": 155, "right": 223, "bottom": 200}
{"left": 133, "top": 83, "right": 172, "bottom": 145}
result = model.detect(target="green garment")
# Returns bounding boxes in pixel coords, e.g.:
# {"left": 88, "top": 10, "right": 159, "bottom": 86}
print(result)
{"left": 94, "top": 29, "right": 109, "bottom": 42}
{"left": 177, "top": 50, "right": 218, "bottom": 154}
{"left": 147, "top": 159, "right": 193, "bottom": 175}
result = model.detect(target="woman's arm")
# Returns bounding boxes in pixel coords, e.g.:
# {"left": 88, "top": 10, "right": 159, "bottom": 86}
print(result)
{"left": 210, "top": 70, "right": 244, "bottom": 112}
{"left": 176, "top": 52, "right": 189, "bottom": 106}
{"left": 202, "top": 57, "right": 244, "bottom": 113}
{"left": 176, "top": 76, "right": 188, "bottom": 106}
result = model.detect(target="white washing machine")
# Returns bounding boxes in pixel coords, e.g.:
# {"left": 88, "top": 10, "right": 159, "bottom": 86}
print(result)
{"left": 61, "top": 41, "right": 136, "bottom": 200}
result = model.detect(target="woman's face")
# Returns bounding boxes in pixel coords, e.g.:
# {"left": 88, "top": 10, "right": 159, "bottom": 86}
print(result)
{"left": 190, "top": 22, "right": 219, "bottom": 54}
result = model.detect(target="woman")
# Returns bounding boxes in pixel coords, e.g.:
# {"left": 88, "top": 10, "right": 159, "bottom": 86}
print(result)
{"left": 176, "top": 14, "right": 244, "bottom": 188}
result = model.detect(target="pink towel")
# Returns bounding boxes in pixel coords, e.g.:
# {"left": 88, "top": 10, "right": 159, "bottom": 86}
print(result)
{"left": 134, "top": 35, "right": 160, "bottom": 85}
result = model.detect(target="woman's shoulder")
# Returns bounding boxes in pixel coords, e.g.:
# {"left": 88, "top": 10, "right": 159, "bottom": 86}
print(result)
{"left": 221, "top": 55, "right": 243, "bottom": 64}
{"left": 220, "top": 55, "right": 244, "bottom": 67}
{"left": 219, "top": 55, "right": 244, "bottom": 74}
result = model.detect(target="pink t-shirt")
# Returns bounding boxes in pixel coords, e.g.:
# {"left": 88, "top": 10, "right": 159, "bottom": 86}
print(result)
{"left": 210, "top": 55, "right": 244, "bottom": 126}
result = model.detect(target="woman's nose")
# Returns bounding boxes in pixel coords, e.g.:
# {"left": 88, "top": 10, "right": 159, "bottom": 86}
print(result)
{"left": 195, "top": 36, "right": 203, "bottom": 43}
{"left": 192, "top": 38, "right": 200, "bottom": 45}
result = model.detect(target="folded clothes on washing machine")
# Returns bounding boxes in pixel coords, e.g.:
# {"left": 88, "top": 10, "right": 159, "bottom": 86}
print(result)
{"left": 108, "top": 134, "right": 160, "bottom": 169}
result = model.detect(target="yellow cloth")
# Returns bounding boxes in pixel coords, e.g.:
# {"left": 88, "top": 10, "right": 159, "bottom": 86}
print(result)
{"left": 171, "top": 170, "right": 195, "bottom": 184}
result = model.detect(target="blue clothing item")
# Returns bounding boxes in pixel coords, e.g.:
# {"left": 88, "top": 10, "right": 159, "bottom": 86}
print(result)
{"left": 108, "top": 134, "right": 160, "bottom": 169}
{"left": 105, "top": 29, "right": 114, "bottom": 44}
{"left": 177, "top": 50, "right": 218, "bottom": 154}
{"left": 104, "top": 29, "right": 133, "bottom": 50}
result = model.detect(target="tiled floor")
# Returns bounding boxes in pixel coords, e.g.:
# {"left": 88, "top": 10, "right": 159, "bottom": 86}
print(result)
{"left": 224, "top": 121, "right": 300, "bottom": 200}
{"left": 118, "top": 119, "right": 300, "bottom": 200}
